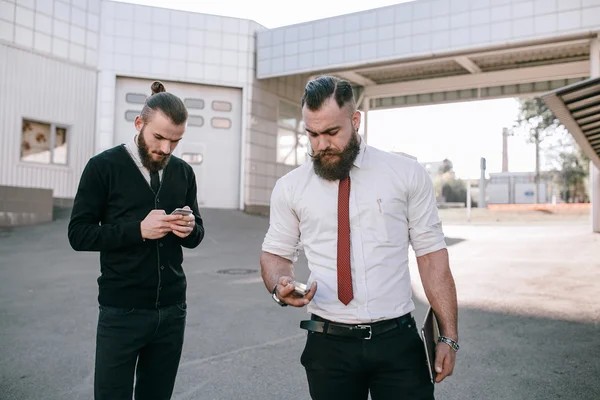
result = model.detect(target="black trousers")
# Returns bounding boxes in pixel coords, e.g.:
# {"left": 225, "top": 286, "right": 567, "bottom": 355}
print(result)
{"left": 300, "top": 315, "right": 434, "bottom": 400}
{"left": 94, "top": 302, "right": 187, "bottom": 400}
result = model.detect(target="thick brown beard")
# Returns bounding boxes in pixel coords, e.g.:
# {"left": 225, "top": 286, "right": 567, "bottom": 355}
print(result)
{"left": 312, "top": 132, "right": 360, "bottom": 181}
{"left": 137, "top": 126, "right": 170, "bottom": 172}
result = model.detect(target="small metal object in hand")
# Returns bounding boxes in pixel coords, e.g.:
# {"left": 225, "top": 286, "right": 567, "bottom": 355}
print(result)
{"left": 290, "top": 281, "right": 308, "bottom": 296}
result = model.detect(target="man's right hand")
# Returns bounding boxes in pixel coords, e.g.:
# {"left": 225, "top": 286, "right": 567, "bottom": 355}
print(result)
{"left": 274, "top": 276, "right": 317, "bottom": 307}
{"left": 140, "top": 210, "right": 182, "bottom": 240}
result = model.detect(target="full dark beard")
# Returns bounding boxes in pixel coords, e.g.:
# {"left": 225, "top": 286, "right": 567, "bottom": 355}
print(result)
{"left": 137, "top": 127, "right": 170, "bottom": 173}
{"left": 312, "top": 133, "right": 360, "bottom": 181}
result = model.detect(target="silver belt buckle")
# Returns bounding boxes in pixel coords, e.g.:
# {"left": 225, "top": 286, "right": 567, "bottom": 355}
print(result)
{"left": 356, "top": 324, "right": 372, "bottom": 340}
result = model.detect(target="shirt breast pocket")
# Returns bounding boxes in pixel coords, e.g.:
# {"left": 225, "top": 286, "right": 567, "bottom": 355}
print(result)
{"left": 377, "top": 198, "right": 407, "bottom": 243}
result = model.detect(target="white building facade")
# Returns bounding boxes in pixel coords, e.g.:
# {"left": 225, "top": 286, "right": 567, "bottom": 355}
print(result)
{"left": 0, "top": 0, "right": 307, "bottom": 217}
{"left": 1, "top": 0, "right": 600, "bottom": 227}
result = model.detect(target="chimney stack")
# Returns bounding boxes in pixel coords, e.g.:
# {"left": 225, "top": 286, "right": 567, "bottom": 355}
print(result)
{"left": 502, "top": 127, "right": 510, "bottom": 172}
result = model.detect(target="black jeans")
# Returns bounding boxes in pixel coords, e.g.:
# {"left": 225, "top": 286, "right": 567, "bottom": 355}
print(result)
{"left": 300, "top": 315, "right": 434, "bottom": 400}
{"left": 94, "top": 302, "right": 187, "bottom": 400}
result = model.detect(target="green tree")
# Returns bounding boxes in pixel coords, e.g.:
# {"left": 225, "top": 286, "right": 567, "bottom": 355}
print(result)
{"left": 438, "top": 158, "right": 454, "bottom": 175}
{"left": 513, "top": 97, "right": 591, "bottom": 203}
{"left": 556, "top": 149, "right": 589, "bottom": 203}
{"left": 514, "top": 98, "right": 563, "bottom": 203}
{"left": 441, "top": 179, "right": 468, "bottom": 204}
{"left": 432, "top": 158, "right": 470, "bottom": 205}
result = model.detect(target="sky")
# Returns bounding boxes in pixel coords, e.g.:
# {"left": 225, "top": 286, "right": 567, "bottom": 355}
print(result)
{"left": 118, "top": 0, "right": 538, "bottom": 179}
{"left": 364, "top": 98, "right": 536, "bottom": 179}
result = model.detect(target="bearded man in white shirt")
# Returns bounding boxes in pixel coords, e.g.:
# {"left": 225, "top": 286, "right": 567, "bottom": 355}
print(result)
{"left": 260, "top": 76, "right": 458, "bottom": 400}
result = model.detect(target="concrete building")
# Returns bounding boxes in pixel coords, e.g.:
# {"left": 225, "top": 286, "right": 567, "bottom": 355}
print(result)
{"left": 1, "top": 0, "right": 599, "bottom": 231}
{"left": 487, "top": 171, "right": 551, "bottom": 204}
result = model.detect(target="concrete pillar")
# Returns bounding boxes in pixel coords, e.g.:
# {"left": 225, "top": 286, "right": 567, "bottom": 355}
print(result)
{"left": 479, "top": 157, "right": 487, "bottom": 208}
{"left": 592, "top": 163, "right": 600, "bottom": 233}
{"left": 591, "top": 37, "right": 600, "bottom": 233}
{"left": 591, "top": 36, "right": 600, "bottom": 77}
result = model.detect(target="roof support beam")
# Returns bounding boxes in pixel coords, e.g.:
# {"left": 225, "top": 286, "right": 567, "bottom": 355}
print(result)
{"left": 363, "top": 61, "right": 590, "bottom": 99}
{"left": 350, "top": 38, "right": 591, "bottom": 76}
{"left": 455, "top": 56, "right": 481, "bottom": 74}
{"left": 334, "top": 71, "right": 376, "bottom": 86}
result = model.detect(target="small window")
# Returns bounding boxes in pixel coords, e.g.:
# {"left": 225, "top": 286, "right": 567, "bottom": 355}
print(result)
{"left": 54, "top": 127, "right": 68, "bottom": 165}
{"left": 181, "top": 153, "right": 203, "bottom": 165}
{"left": 212, "top": 100, "right": 232, "bottom": 112}
{"left": 126, "top": 93, "right": 147, "bottom": 104}
{"left": 125, "top": 110, "right": 139, "bottom": 122}
{"left": 21, "top": 119, "right": 68, "bottom": 165}
{"left": 211, "top": 117, "right": 231, "bottom": 129}
{"left": 188, "top": 115, "right": 204, "bottom": 127}
{"left": 277, "top": 100, "right": 305, "bottom": 166}
{"left": 184, "top": 98, "right": 205, "bottom": 109}
{"left": 278, "top": 100, "right": 300, "bottom": 130}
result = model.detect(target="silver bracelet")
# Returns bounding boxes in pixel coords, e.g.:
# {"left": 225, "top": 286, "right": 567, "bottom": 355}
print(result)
{"left": 438, "top": 336, "right": 459, "bottom": 352}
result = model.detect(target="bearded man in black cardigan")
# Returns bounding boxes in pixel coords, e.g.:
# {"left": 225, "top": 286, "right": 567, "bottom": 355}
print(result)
{"left": 68, "top": 80, "right": 205, "bottom": 400}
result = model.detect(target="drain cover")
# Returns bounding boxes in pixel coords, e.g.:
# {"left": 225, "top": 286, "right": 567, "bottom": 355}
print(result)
{"left": 217, "top": 268, "right": 258, "bottom": 275}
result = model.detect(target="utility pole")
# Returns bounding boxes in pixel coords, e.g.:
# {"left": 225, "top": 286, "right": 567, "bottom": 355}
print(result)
{"left": 535, "top": 132, "right": 540, "bottom": 204}
{"left": 466, "top": 178, "right": 471, "bottom": 221}
{"left": 502, "top": 127, "right": 514, "bottom": 172}
{"left": 479, "top": 157, "right": 487, "bottom": 208}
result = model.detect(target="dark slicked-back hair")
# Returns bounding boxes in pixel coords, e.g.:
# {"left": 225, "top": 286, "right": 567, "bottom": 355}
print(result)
{"left": 140, "top": 80, "right": 188, "bottom": 125}
{"left": 301, "top": 76, "right": 356, "bottom": 113}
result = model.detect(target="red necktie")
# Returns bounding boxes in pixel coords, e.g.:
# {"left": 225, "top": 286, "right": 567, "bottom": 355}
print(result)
{"left": 337, "top": 176, "right": 353, "bottom": 305}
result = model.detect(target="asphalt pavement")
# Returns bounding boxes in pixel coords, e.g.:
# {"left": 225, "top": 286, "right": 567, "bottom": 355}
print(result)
{"left": 0, "top": 208, "right": 598, "bottom": 400}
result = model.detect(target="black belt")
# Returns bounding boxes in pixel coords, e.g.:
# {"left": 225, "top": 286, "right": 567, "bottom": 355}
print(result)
{"left": 300, "top": 313, "right": 413, "bottom": 340}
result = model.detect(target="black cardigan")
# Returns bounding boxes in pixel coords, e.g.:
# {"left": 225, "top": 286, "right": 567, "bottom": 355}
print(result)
{"left": 68, "top": 145, "right": 205, "bottom": 309}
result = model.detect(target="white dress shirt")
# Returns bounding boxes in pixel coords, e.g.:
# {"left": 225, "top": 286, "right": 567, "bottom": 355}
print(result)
{"left": 262, "top": 139, "right": 446, "bottom": 324}
{"left": 124, "top": 136, "right": 163, "bottom": 185}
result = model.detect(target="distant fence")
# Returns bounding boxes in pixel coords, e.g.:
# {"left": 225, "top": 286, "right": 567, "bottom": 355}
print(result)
{"left": 487, "top": 203, "right": 590, "bottom": 211}
{"left": 437, "top": 202, "right": 465, "bottom": 209}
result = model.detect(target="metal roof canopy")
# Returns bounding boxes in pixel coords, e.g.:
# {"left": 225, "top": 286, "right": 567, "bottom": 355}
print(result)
{"left": 311, "top": 34, "right": 596, "bottom": 111}
{"left": 541, "top": 77, "right": 600, "bottom": 170}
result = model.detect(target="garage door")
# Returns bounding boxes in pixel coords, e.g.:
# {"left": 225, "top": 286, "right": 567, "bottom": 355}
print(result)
{"left": 114, "top": 77, "right": 242, "bottom": 209}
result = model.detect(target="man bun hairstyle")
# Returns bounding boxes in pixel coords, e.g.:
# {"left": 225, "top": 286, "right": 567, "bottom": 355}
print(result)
{"left": 301, "top": 76, "right": 356, "bottom": 113}
{"left": 140, "top": 80, "right": 188, "bottom": 125}
{"left": 150, "top": 80, "right": 166, "bottom": 95}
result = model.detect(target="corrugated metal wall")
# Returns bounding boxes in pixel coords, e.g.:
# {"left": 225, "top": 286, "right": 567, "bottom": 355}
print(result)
{"left": 0, "top": 44, "right": 97, "bottom": 198}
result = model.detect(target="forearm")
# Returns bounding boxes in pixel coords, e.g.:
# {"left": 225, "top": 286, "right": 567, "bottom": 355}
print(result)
{"left": 260, "top": 251, "right": 295, "bottom": 293}
{"left": 417, "top": 248, "right": 458, "bottom": 340}
{"left": 68, "top": 220, "right": 143, "bottom": 252}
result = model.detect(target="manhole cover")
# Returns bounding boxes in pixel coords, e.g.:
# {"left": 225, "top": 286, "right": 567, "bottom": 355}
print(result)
{"left": 217, "top": 268, "right": 258, "bottom": 275}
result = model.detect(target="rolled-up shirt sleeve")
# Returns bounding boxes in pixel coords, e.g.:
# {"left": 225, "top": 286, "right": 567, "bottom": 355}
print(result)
{"left": 407, "top": 162, "right": 447, "bottom": 257}
{"left": 262, "top": 178, "right": 301, "bottom": 262}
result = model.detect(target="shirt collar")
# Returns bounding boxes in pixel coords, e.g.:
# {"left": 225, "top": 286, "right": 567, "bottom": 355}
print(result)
{"left": 353, "top": 136, "right": 367, "bottom": 169}
{"left": 125, "top": 135, "right": 141, "bottom": 161}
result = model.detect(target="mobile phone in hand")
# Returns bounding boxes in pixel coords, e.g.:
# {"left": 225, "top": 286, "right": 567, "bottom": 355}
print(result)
{"left": 290, "top": 281, "right": 308, "bottom": 296}
{"left": 171, "top": 208, "right": 193, "bottom": 216}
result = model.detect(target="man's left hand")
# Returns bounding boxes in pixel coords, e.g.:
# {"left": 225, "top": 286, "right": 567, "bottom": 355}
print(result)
{"left": 434, "top": 341, "right": 456, "bottom": 383}
{"left": 170, "top": 206, "right": 195, "bottom": 238}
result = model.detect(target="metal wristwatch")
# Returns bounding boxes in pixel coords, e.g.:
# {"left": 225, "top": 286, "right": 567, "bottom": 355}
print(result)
{"left": 438, "top": 336, "right": 460, "bottom": 352}
{"left": 271, "top": 286, "right": 287, "bottom": 307}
